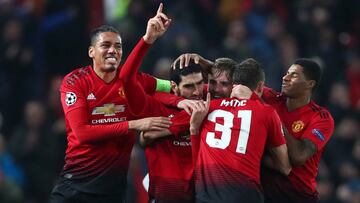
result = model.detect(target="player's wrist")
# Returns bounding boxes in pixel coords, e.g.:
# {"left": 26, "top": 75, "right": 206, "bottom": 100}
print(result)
{"left": 128, "top": 120, "right": 138, "bottom": 131}
{"left": 143, "top": 35, "right": 155, "bottom": 44}
{"left": 190, "top": 127, "right": 199, "bottom": 135}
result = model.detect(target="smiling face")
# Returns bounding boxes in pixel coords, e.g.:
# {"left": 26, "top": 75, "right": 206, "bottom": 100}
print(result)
{"left": 208, "top": 69, "right": 233, "bottom": 99}
{"left": 88, "top": 32, "right": 123, "bottom": 73}
{"left": 281, "top": 64, "right": 313, "bottom": 98}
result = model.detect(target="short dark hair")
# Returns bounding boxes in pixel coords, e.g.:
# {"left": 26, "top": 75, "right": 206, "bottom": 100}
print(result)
{"left": 294, "top": 58, "right": 322, "bottom": 91}
{"left": 170, "top": 61, "right": 203, "bottom": 85}
{"left": 232, "top": 58, "right": 265, "bottom": 90}
{"left": 90, "top": 25, "right": 120, "bottom": 45}
{"left": 211, "top": 58, "right": 237, "bottom": 81}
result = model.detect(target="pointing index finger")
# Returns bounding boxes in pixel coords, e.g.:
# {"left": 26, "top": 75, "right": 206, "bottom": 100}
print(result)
{"left": 157, "top": 3, "right": 163, "bottom": 14}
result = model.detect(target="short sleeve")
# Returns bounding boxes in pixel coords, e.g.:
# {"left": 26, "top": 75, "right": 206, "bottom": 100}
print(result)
{"left": 60, "top": 76, "right": 87, "bottom": 115}
{"left": 302, "top": 112, "right": 334, "bottom": 152}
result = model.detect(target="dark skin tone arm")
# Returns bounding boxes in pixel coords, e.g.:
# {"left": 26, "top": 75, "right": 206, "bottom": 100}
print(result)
{"left": 282, "top": 125, "right": 317, "bottom": 166}
{"left": 262, "top": 144, "right": 292, "bottom": 176}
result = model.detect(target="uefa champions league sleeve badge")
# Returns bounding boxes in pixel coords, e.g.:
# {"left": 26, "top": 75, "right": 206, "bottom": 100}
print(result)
{"left": 65, "top": 92, "right": 77, "bottom": 106}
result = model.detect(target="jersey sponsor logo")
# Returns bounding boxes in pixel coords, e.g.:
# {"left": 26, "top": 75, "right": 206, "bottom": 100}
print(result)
{"left": 87, "top": 93, "right": 96, "bottom": 100}
{"left": 220, "top": 99, "right": 247, "bottom": 107}
{"left": 92, "top": 117, "right": 126, "bottom": 124}
{"left": 65, "top": 92, "right": 77, "bottom": 106}
{"left": 173, "top": 140, "right": 191, "bottom": 147}
{"left": 291, "top": 120, "right": 304, "bottom": 133}
{"left": 312, "top": 129, "right": 325, "bottom": 141}
{"left": 92, "top": 103, "right": 125, "bottom": 116}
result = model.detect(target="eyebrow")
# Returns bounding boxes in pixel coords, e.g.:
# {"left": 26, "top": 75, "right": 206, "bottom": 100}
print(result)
{"left": 183, "top": 79, "right": 204, "bottom": 86}
{"left": 99, "top": 41, "right": 122, "bottom": 45}
{"left": 287, "top": 70, "right": 299, "bottom": 75}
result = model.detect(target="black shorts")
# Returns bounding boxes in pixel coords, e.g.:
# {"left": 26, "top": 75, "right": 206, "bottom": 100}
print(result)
{"left": 49, "top": 178, "right": 125, "bottom": 203}
{"left": 196, "top": 185, "right": 264, "bottom": 203}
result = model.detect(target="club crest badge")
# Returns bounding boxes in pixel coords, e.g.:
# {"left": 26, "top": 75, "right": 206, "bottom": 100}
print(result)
{"left": 292, "top": 120, "right": 304, "bottom": 133}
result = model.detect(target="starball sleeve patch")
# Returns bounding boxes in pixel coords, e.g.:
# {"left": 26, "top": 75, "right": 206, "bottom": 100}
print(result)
{"left": 65, "top": 92, "right": 77, "bottom": 106}
{"left": 312, "top": 129, "right": 325, "bottom": 141}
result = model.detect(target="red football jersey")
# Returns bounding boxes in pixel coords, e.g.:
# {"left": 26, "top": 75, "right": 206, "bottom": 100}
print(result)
{"left": 118, "top": 38, "right": 194, "bottom": 201}
{"left": 130, "top": 94, "right": 195, "bottom": 202}
{"left": 261, "top": 87, "right": 334, "bottom": 202}
{"left": 170, "top": 97, "right": 285, "bottom": 201}
{"left": 144, "top": 105, "right": 194, "bottom": 202}
{"left": 59, "top": 40, "right": 156, "bottom": 195}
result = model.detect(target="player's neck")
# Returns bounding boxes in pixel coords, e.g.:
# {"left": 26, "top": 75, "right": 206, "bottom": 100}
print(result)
{"left": 94, "top": 68, "right": 117, "bottom": 83}
{"left": 286, "top": 95, "right": 311, "bottom": 111}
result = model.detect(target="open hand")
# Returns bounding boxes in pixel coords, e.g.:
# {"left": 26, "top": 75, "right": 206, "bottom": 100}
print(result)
{"left": 129, "top": 116, "right": 172, "bottom": 131}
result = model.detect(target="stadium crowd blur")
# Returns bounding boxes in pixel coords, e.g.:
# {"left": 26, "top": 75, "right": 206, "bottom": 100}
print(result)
{"left": 0, "top": 0, "right": 359, "bottom": 202}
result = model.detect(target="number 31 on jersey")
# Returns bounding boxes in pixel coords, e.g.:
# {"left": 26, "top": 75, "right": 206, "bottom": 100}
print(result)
{"left": 206, "top": 109, "right": 252, "bottom": 154}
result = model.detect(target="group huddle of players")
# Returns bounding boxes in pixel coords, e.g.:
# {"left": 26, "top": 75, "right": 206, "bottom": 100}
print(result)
{"left": 49, "top": 3, "right": 334, "bottom": 203}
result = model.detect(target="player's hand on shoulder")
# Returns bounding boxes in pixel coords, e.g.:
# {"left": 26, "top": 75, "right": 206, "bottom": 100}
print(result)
{"left": 143, "top": 3, "right": 171, "bottom": 44}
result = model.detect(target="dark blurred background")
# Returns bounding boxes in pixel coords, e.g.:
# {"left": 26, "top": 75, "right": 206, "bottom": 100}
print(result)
{"left": 0, "top": 0, "right": 359, "bottom": 203}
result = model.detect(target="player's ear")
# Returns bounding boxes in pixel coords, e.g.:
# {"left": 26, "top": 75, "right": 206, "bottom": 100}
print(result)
{"left": 88, "top": 46, "right": 94, "bottom": 58}
{"left": 256, "top": 81, "right": 265, "bottom": 95}
{"left": 170, "top": 81, "right": 179, "bottom": 95}
{"left": 307, "top": 80, "right": 316, "bottom": 90}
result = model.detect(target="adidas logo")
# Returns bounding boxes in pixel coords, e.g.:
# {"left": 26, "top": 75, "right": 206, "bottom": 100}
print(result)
{"left": 87, "top": 93, "right": 96, "bottom": 100}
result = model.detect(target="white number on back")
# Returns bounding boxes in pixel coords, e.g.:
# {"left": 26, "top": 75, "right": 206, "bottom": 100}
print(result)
{"left": 206, "top": 110, "right": 252, "bottom": 154}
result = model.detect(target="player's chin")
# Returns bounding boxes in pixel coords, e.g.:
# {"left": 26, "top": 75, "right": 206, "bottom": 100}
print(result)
{"left": 281, "top": 88, "right": 290, "bottom": 96}
{"left": 103, "top": 65, "right": 117, "bottom": 72}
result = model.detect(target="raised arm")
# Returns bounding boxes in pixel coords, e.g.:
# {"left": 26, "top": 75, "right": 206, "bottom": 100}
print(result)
{"left": 119, "top": 3, "right": 171, "bottom": 115}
